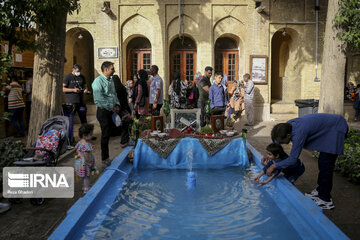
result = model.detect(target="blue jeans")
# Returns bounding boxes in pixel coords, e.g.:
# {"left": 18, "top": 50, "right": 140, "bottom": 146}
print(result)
{"left": 9, "top": 107, "right": 25, "bottom": 136}
{"left": 355, "top": 108, "right": 360, "bottom": 119}
{"left": 317, "top": 152, "right": 338, "bottom": 201}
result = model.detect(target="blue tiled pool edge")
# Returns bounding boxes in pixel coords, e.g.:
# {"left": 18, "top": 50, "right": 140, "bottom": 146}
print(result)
{"left": 246, "top": 141, "right": 349, "bottom": 240}
{"left": 49, "top": 143, "right": 349, "bottom": 240}
{"left": 49, "top": 147, "right": 134, "bottom": 240}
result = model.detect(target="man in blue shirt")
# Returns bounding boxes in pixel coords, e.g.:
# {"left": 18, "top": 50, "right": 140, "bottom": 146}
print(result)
{"left": 209, "top": 72, "right": 227, "bottom": 115}
{"left": 268, "top": 113, "right": 348, "bottom": 210}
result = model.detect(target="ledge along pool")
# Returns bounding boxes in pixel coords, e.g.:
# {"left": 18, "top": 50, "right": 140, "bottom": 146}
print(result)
{"left": 50, "top": 138, "right": 349, "bottom": 240}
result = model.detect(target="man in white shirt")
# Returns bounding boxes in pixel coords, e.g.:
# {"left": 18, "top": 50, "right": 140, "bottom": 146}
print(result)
{"left": 149, "top": 65, "right": 164, "bottom": 116}
{"left": 242, "top": 73, "right": 254, "bottom": 126}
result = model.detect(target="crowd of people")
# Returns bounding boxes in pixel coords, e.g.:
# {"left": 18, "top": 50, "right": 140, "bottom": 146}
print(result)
{"left": 0, "top": 62, "right": 353, "bottom": 206}
{"left": 124, "top": 66, "right": 255, "bottom": 128}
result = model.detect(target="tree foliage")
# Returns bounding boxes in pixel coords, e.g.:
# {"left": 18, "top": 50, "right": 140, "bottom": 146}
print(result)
{"left": 0, "top": 1, "right": 37, "bottom": 54}
{"left": 0, "top": 0, "right": 80, "bottom": 54}
{"left": 334, "top": 0, "right": 360, "bottom": 49}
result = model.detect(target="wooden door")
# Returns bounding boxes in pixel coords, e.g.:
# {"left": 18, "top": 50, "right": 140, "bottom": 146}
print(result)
{"left": 215, "top": 50, "right": 239, "bottom": 81}
{"left": 170, "top": 50, "right": 197, "bottom": 82}
{"left": 127, "top": 49, "right": 151, "bottom": 79}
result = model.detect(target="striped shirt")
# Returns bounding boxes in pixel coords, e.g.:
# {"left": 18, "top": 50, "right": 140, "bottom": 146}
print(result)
{"left": 6, "top": 81, "right": 25, "bottom": 109}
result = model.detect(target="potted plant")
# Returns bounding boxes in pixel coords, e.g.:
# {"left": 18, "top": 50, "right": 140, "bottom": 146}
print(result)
{"left": 200, "top": 125, "right": 214, "bottom": 136}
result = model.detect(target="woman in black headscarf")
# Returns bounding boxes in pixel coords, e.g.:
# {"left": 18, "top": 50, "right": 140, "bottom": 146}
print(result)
{"left": 170, "top": 71, "right": 191, "bottom": 109}
{"left": 133, "top": 69, "right": 149, "bottom": 118}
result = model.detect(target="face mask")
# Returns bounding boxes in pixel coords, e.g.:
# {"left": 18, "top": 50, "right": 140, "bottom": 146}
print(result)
{"left": 74, "top": 72, "right": 80, "bottom": 76}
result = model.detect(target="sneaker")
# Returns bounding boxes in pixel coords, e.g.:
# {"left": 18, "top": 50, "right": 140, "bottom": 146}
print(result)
{"left": 0, "top": 203, "right": 10, "bottom": 214}
{"left": 102, "top": 158, "right": 111, "bottom": 166}
{"left": 311, "top": 196, "right": 335, "bottom": 210}
{"left": 67, "top": 145, "right": 75, "bottom": 150}
{"left": 305, "top": 189, "right": 318, "bottom": 199}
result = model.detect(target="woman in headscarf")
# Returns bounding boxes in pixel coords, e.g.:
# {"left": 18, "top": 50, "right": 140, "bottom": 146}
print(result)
{"left": 171, "top": 71, "right": 191, "bottom": 109}
{"left": 133, "top": 69, "right": 149, "bottom": 118}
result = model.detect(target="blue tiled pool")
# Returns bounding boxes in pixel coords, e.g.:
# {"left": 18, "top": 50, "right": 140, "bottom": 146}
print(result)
{"left": 50, "top": 141, "right": 349, "bottom": 240}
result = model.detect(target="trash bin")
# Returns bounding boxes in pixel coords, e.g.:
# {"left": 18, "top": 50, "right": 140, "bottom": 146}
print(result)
{"left": 294, "top": 99, "right": 319, "bottom": 117}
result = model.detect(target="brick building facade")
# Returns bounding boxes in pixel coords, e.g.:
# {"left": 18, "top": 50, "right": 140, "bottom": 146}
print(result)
{"left": 65, "top": 0, "right": 360, "bottom": 120}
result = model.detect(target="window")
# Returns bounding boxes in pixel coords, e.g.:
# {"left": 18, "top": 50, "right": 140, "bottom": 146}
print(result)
{"left": 170, "top": 37, "right": 197, "bottom": 82}
{"left": 214, "top": 37, "right": 239, "bottom": 81}
{"left": 127, "top": 50, "right": 152, "bottom": 79}
{"left": 127, "top": 37, "right": 151, "bottom": 80}
{"left": 215, "top": 51, "right": 238, "bottom": 81}
{"left": 170, "top": 51, "right": 196, "bottom": 81}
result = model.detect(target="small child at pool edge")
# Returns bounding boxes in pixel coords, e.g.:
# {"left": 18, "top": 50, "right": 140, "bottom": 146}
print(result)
{"left": 75, "top": 123, "right": 98, "bottom": 194}
{"left": 254, "top": 143, "right": 305, "bottom": 186}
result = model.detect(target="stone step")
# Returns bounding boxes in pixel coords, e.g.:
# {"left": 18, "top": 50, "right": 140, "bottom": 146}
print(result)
{"left": 270, "top": 113, "right": 297, "bottom": 121}
{"left": 271, "top": 102, "right": 297, "bottom": 114}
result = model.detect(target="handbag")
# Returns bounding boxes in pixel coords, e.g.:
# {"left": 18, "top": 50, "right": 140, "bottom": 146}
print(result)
{"left": 62, "top": 104, "right": 75, "bottom": 115}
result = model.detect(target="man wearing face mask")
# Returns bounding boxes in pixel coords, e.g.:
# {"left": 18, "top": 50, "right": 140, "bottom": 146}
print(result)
{"left": 63, "top": 64, "right": 89, "bottom": 143}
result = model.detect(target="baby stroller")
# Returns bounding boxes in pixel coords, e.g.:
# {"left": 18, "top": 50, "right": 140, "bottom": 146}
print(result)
{"left": 13, "top": 115, "right": 70, "bottom": 167}
{"left": 10, "top": 116, "right": 70, "bottom": 205}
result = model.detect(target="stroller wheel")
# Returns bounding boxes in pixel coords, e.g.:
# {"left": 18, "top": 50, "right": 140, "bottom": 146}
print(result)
{"left": 8, "top": 198, "right": 22, "bottom": 204}
{"left": 30, "top": 198, "right": 45, "bottom": 206}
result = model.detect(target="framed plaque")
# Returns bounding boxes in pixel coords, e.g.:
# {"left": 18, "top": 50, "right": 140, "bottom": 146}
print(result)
{"left": 151, "top": 116, "right": 164, "bottom": 132}
{"left": 249, "top": 55, "right": 268, "bottom": 84}
{"left": 98, "top": 47, "right": 118, "bottom": 59}
{"left": 211, "top": 115, "right": 225, "bottom": 133}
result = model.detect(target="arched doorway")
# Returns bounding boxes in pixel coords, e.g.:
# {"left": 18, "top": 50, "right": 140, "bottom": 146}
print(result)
{"left": 271, "top": 30, "right": 291, "bottom": 102}
{"left": 214, "top": 37, "right": 239, "bottom": 81}
{"left": 271, "top": 27, "right": 302, "bottom": 111}
{"left": 126, "top": 37, "right": 152, "bottom": 79}
{"left": 65, "top": 28, "right": 94, "bottom": 89}
{"left": 169, "top": 36, "right": 197, "bottom": 82}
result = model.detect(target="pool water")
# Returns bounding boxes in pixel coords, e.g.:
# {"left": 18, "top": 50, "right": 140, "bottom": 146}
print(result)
{"left": 85, "top": 167, "right": 302, "bottom": 240}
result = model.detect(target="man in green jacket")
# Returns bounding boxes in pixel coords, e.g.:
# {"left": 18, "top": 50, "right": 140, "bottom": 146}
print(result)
{"left": 92, "top": 61, "right": 120, "bottom": 166}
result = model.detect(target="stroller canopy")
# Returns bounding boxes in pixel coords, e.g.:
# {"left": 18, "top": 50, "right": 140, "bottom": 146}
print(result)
{"left": 39, "top": 115, "right": 70, "bottom": 155}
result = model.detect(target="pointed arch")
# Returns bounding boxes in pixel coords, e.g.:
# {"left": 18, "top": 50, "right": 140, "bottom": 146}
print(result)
{"left": 167, "top": 15, "right": 200, "bottom": 41}
{"left": 121, "top": 14, "right": 154, "bottom": 43}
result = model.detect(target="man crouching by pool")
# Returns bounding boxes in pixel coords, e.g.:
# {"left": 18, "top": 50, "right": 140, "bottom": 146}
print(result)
{"left": 267, "top": 113, "right": 348, "bottom": 210}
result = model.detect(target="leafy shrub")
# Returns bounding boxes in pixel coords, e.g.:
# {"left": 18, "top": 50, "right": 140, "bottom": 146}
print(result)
{"left": 130, "top": 116, "right": 151, "bottom": 140}
{"left": 334, "top": 129, "right": 360, "bottom": 183}
{"left": 0, "top": 139, "right": 26, "bottom": 191}
{"left": 200, "top": 126, "right": 213, "bottom": 134}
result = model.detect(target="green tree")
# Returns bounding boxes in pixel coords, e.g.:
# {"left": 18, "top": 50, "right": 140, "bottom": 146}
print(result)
{"left": 0, "top": 0, "right": 80, "bottom": 143}
{"left": 27, "top": 0, "right": 80, "bottom": 145}
{"left": 0, "top": 1, "right": 37, "bottom": 55}
{"left": 334, "top": 0, "right": 360, "bottom": 49}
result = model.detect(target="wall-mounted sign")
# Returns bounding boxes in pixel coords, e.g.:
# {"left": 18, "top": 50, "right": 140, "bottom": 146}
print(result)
{"left": 98, "top": 47, "right": 118, "bottom": 59}
{"left": 15, "top": 53, "right": 22, "bottom": 62}
{"left": 249, "top": 55, "right": 268, "bottom": 84}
